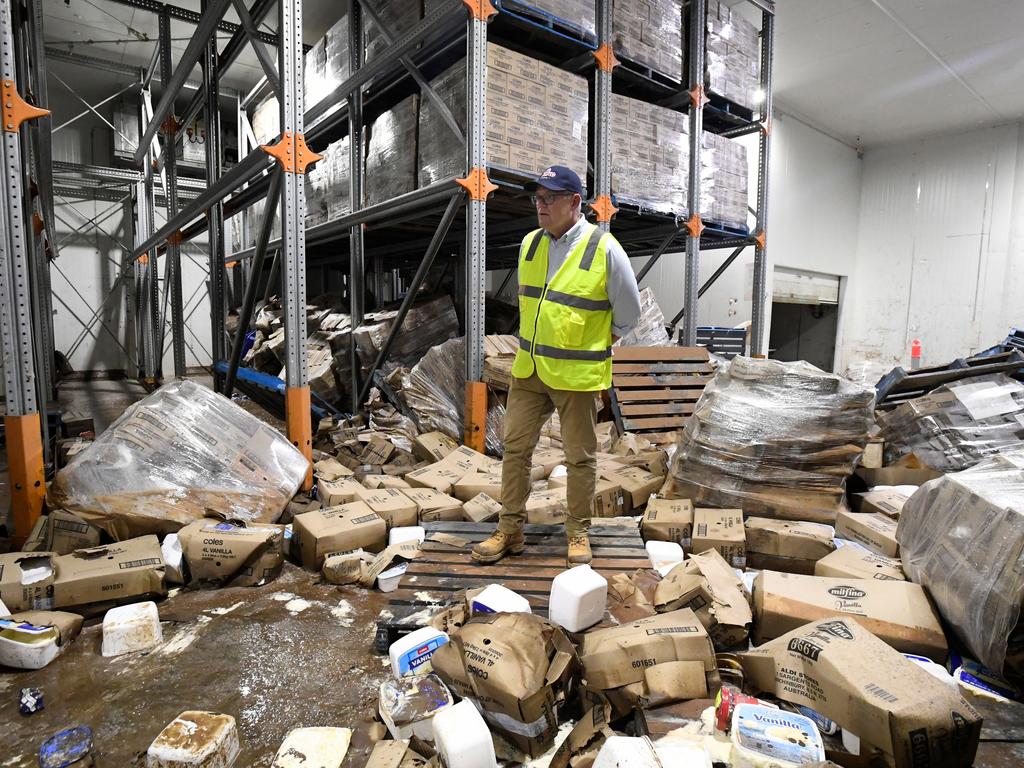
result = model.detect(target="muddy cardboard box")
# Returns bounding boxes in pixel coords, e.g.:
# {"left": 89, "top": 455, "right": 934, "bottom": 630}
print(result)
{"left": 641, "top": 497, "right": 694, "bottom": 547}
{"left": 579, "top": 608, "right": 717, "bottom": 692}
{"left": 452, "top": 473, "right": 503, "bottom": 503}
{"left": 814, "top": 541, "right": 906, "bottom": 581}
{"left": 744, "top": 518, "right": 835, "bottom": 575}
{"left": 355, "top": 488, "right": 418, "bottom": 528}
{"left": 405, "top": 463, "right": 465, "bottom": 495}
{"left": 853, "top": 489, "right": 909, "bottom": 519}
{"left": 739, "top": 617, "right": 981, "bottom": 768}
{"left": 462, "top": 493, "right": 501, "bottom": 523}
{"left": 177, "top": 519, "right": 284, "bottom": 587}
{"left": 592, "top": 479, "right": 626, "bottom": 518}
{"left": 402, "top": 488, "right": 463, "bottom": 522}
{"left": 317, "top": 477, "right": 365, "bottom": 506}
{"left": 752, "top": 570, "right": 946, "bottom": 659}
{"left": 292, "top": 502, "right": 387, "bottom": 570}
{"left": 1, "top": 536, "right": 166, "bottom": 612}
{"left": 412, "top": 431, "right": 460, "bottom": 463}
{"left": 314, "top": 456, "right": 354, "bottom": 481}
{"left": 526, "top": 488, "right": 569, "bottom": 525}
{"left": 444, "top": 612, "right": 580, "bottom": 756}
{"left": 600, "top": 466, "right": 662, "bottom": 512}
{"left": 835, "top": 509, "right": 899, "bottom": 558}
{"left": 654, "top": 549, "right": 752, "bottom": 649}
{"left": 692, "top": 508, "right": 745, "bottom": 567}
{"left": 46, "top": 510, "right": 103, "bottom": 555}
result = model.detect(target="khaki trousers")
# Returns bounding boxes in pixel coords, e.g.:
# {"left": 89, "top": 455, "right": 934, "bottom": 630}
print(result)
{"left": 497, "top": 373, "right": 599, "bottom": 537}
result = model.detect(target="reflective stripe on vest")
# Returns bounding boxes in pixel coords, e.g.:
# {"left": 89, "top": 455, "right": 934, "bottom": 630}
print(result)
{"left": 510, "top": 222, "right": 615, "bottom": 391}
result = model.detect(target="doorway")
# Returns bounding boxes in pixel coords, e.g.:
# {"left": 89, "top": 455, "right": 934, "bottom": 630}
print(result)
{"left": 768, "top": 268, "right": 841, "bottom": 372}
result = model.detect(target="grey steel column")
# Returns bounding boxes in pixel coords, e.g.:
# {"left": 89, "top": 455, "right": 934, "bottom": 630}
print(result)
{"left": 201, "top": 0, "right": 227, "bottom": 385}
{"left": 750, "top": 9, "right": 774, "bottom": 356}
{"left": 278, "top": 0, "right": 312, "bottom": 476}
{"left": 464, "top": 7, "right": 488, "bottom": 382}
{"left": 592, "top": 0, "right": 614, "bottom": 232}
{"left": 681, "top": 0, "right": 707, "bottom": 346}
{"left": 139, "top": 79, "right": 161, "bottom": 381}
{"left": 348, "top": 0, "right": 365, "bottom": 411}
{"left": 160, "top": 9, "right": 186, "bottom": 377}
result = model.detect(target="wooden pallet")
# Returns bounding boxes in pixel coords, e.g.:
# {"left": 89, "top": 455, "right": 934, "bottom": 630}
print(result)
{"left": 374, "top": 521, "right": 650, "bottom": 651}
{"left": 608, "top": 346, "right": 715, "bottom": 443}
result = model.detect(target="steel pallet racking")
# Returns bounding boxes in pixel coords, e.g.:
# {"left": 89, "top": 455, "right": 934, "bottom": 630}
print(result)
{"left": 0, "top": 0, "right": 774, "bottom": 545}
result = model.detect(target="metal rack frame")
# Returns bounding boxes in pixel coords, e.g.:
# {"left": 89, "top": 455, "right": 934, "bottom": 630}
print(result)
{"left": 0, "top": 0, "right": 774, "bottom": 542}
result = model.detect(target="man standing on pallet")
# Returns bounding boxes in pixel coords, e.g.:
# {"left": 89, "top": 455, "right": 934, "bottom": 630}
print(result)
{"left": 473, "top": 166, "right": 642, "bottom": 566}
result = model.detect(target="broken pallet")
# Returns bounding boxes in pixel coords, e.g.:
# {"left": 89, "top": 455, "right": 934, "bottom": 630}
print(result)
{"left": 374, "top": 520, "right": 650, "bottom": 651}
{"left": 608, "top": 346, "right": 715, "bottom": 443}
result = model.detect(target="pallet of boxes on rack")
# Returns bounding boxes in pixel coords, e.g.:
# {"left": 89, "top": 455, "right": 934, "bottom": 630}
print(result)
{"left": 611, "top": 0, "right": 682, "bottom": 84}
{"left": 688, "top": 0, "right": 762, "bottom": 114}
{"left": 609, "top": 93, "right": 749, "bottom": 231}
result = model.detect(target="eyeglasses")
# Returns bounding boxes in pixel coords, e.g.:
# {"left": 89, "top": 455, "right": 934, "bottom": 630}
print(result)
{"left": 531, "top": 193, "right": 571, "bottom": 207}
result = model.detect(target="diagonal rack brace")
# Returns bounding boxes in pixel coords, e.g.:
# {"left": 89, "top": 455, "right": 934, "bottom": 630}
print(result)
{"left": 2, "top": 79, "right": 49, "bottom": 132}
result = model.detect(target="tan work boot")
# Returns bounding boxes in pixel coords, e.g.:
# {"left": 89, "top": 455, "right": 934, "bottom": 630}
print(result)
{"left": 471, "top": 529, "right": 525, "bottom": 564}
{"left": 567, "top": 534, "right": 592, "bottom": 565}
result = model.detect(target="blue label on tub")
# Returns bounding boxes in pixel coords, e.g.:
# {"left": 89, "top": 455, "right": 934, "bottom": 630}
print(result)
{"left": 397, "top": 635, "right": 449, "bottom": 676}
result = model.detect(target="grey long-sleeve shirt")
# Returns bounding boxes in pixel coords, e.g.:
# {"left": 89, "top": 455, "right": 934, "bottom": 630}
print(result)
{"left": 540, "top": 216, "right": 642, "bottom": 337}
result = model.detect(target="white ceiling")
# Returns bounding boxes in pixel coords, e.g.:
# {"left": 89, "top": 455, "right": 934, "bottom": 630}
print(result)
{"left": 40, "top": 0, "right": 1024, "bottom": 148}
{"left": 772, "top": 0, "right": 1024, "bottom": 147}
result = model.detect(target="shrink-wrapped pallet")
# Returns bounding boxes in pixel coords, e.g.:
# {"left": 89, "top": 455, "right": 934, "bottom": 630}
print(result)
{"left": 664, "top": 357, "right": 875, "bottom": 523}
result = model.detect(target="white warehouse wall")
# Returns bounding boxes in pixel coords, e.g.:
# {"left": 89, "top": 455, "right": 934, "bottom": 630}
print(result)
{"left": 635, "top": 111, "right": 864, "bottom": 352}
{"left": 840, "top": 122, "right": 1024, "bottom": 371}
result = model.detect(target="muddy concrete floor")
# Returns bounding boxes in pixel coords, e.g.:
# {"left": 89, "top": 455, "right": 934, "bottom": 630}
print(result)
{"left": 0, "top": 564, "right": 391, "bottom": 766}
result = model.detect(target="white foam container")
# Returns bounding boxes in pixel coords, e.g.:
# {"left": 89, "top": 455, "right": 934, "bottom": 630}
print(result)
{"left": 389, "top": 526, "right": 426, "bottom": 546}
{"left": 905, "top": 653, "right": 958, "bottom": 688}
{"left": 389, "top": 626, "right": 449, "bottom": 677}
{"left": 594, "top": 736, "right": 662, "bottom": 768}
{"left": 102, "top": 601, "right": 163, "bottom": 657}
{"left": 549, "top": 464, "right": 567, "bottom": 479}
{"left": 645, "top": 541, "right": 685, "bottom": 576}
{"left": 432, "top": 700, "right": 496, "bottom": 768}
{"left": 377, "top": 563, "right": 408, "bottom": 593}
{"left": 841, "top": 729, "right": 860, "bottom": 756}
{"left": 272, "top": 727, "right": 351, "bottom": 768}
{"left": 652, "top": 741, "right": 712, "bottom": 767}
{"left": 161, "top": 534, "right": 185, "bottom": 585}
{"left": 471, "top": 584, "right": 532, "bottom": 615}
{"left": 548, "top": 565, "right": 608, "bottom": 632}
{"left": 379, "top": 674, "right": 453, "bottom": 740}
{"left": 0, "top": 618, "right": 61, "bottom": 670}
{"left": 147, "top": 711, "right": 240, "bottom": 767}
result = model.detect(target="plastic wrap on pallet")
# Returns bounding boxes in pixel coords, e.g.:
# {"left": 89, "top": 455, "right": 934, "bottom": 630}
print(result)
{"left": 609, "top": 93, "right": 687, "bottom": 215}
{"left": 897, "top": 450, "right": 1024, "bottom": 681}
{"left": 616, "top": 287, "right": 670, "bottom": 346}
{"left": 419, "top": 44, "right": 588, "bottom": 185}
{"left": 612, "top": 0, "right": 682, "bottom": 82}
{"left": 701, "top": 131, "right": 748, "bottom": 230}
{"left": 877, "top": 374, "right": 1024, "bottom": 472}
{"left": 365, "top": 94, "right": 419, "bottom": 207}
{"left": 364, "top": 0, "right": 422, "bottom": 64}
{"left": 305, "top": 12, "right": 350, "bottom": 110}
{"left": 252, "top": 95, "right": 280, "bottom": 146}
{"left": 664, "top": 357, "right": 875, "bottom": 523}
{"left": 502, "top": 0, "right": 595, "bottom": 38}
{"left": 703, "top": 0, "right": 761, "bottom": 111}
{"left": 402, "top": 337, "right": 505, "bottom": 455}
{"left": 353, "top": 294, "right": 460, "bottom": 369}
{"left": 48, "top": 379, "right": 309, "bottom": 540}
{"left": 307, "top": 135, "right": 351, "bottom": 225}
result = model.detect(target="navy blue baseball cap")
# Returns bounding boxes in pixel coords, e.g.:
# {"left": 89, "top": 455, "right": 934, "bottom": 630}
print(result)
{"left": 525, "top": 165, "right": 584, "bottom": 196}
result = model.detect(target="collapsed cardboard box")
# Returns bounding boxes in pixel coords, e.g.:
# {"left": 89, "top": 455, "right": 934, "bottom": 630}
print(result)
{"left": 526, "top": 487, "right": 568, "bottom": 525}
{"left": 599, "top": 466, "right": 663, "bottom": 512}
{"left": 462, "top": 493, "right": 501, "bottom": 523}
{"left": 432, "top": 612, "right": 579, "bottom": 757}
{"left": 814, "top": 542, "right": 906, "bottom": 581}
{"left": 641, "top": 497, "right": 694, "bottom": 547}
{"left": 402, "top": 488, "right": 463, "bottom": 522}
{"left": 854, "top": 489, "right": 909, "bottom": 519}
{"left": 692, "top": 508, "right": 745, "bottom": 567}
{"left": 177, "top": 519, "right": 284, "bottom": 587}
{"left": 0, "top": 536, "right": 166, "bottom": 613}
{"left": 654, "top": 549, "right": 752, "bottom": 649}
{"left": 292, "top": 502, "right": 387, "bottom": 570}
{"left": 23, "top": 510, "right": 102, "bottom": 555}
{"left": 898, "top": 449, "right": 1024, "bottom": 680}
{"left": 835, "top": 510, "right": 899, "bottom": 558}
{"left": 355, "top": 488, "right": 419, "bottom": 529}
{"left": 744, "top": 517, "right": 835, "bottom": 575}
{"left": 48, "top": 380, "right": 309, "bottom": 540}
{"left": 579, "top": 609, "right": 718, "bottom": 702}
{"left": 739, "top": 618, "right": 981, "bottom": 768}
{"left": 752, "top": 570, "right": 947, "bottom": 659}
{"left": 412, "top": 432, "right": 459, "bottom": 463}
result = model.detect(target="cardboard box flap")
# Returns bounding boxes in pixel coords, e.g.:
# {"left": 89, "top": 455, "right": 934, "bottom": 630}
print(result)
{"left": 8, "top": 610, "right": 84, "bottom": 645}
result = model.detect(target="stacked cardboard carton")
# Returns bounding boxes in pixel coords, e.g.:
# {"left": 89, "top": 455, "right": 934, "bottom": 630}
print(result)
{"left": 365, "top": 94, "right": 419, "bottom": 206}
{"left": 701, "top": 131, "right": 748, "bottom": 229}
{"left": 304, "top": 11, "right": 350, "bottom": 109}
{"left": 364, "top": 0, "right": 423, "bottom": 64}
{"left": 514, "top": 0, "right": 596, "bottom": 38}
{"left": 664, "top": 357, "right": 875, "bottom": 523}
{"left": 419, "top": 43, "right": 589, "bottom": 184}
{"left": 612, "top": 0, "right": 682, "bottom": 82}
{"left": 701, "top": 0, "right": 761, "bottom": 110}
{"left": 877, "top": 374, "right": 1024, "bottom": 472}
{"left": 305, "top": 135, "right": 351, "bottom": 227}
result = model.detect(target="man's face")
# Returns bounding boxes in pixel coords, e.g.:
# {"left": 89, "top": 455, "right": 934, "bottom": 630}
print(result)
{"left": 533, "top": 189, "right": 579, "bottom": 233}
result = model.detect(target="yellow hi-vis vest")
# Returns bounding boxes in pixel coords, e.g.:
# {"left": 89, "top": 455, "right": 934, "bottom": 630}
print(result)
{"left": 510, "top": 223, "right": 614, "bottom": 391}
